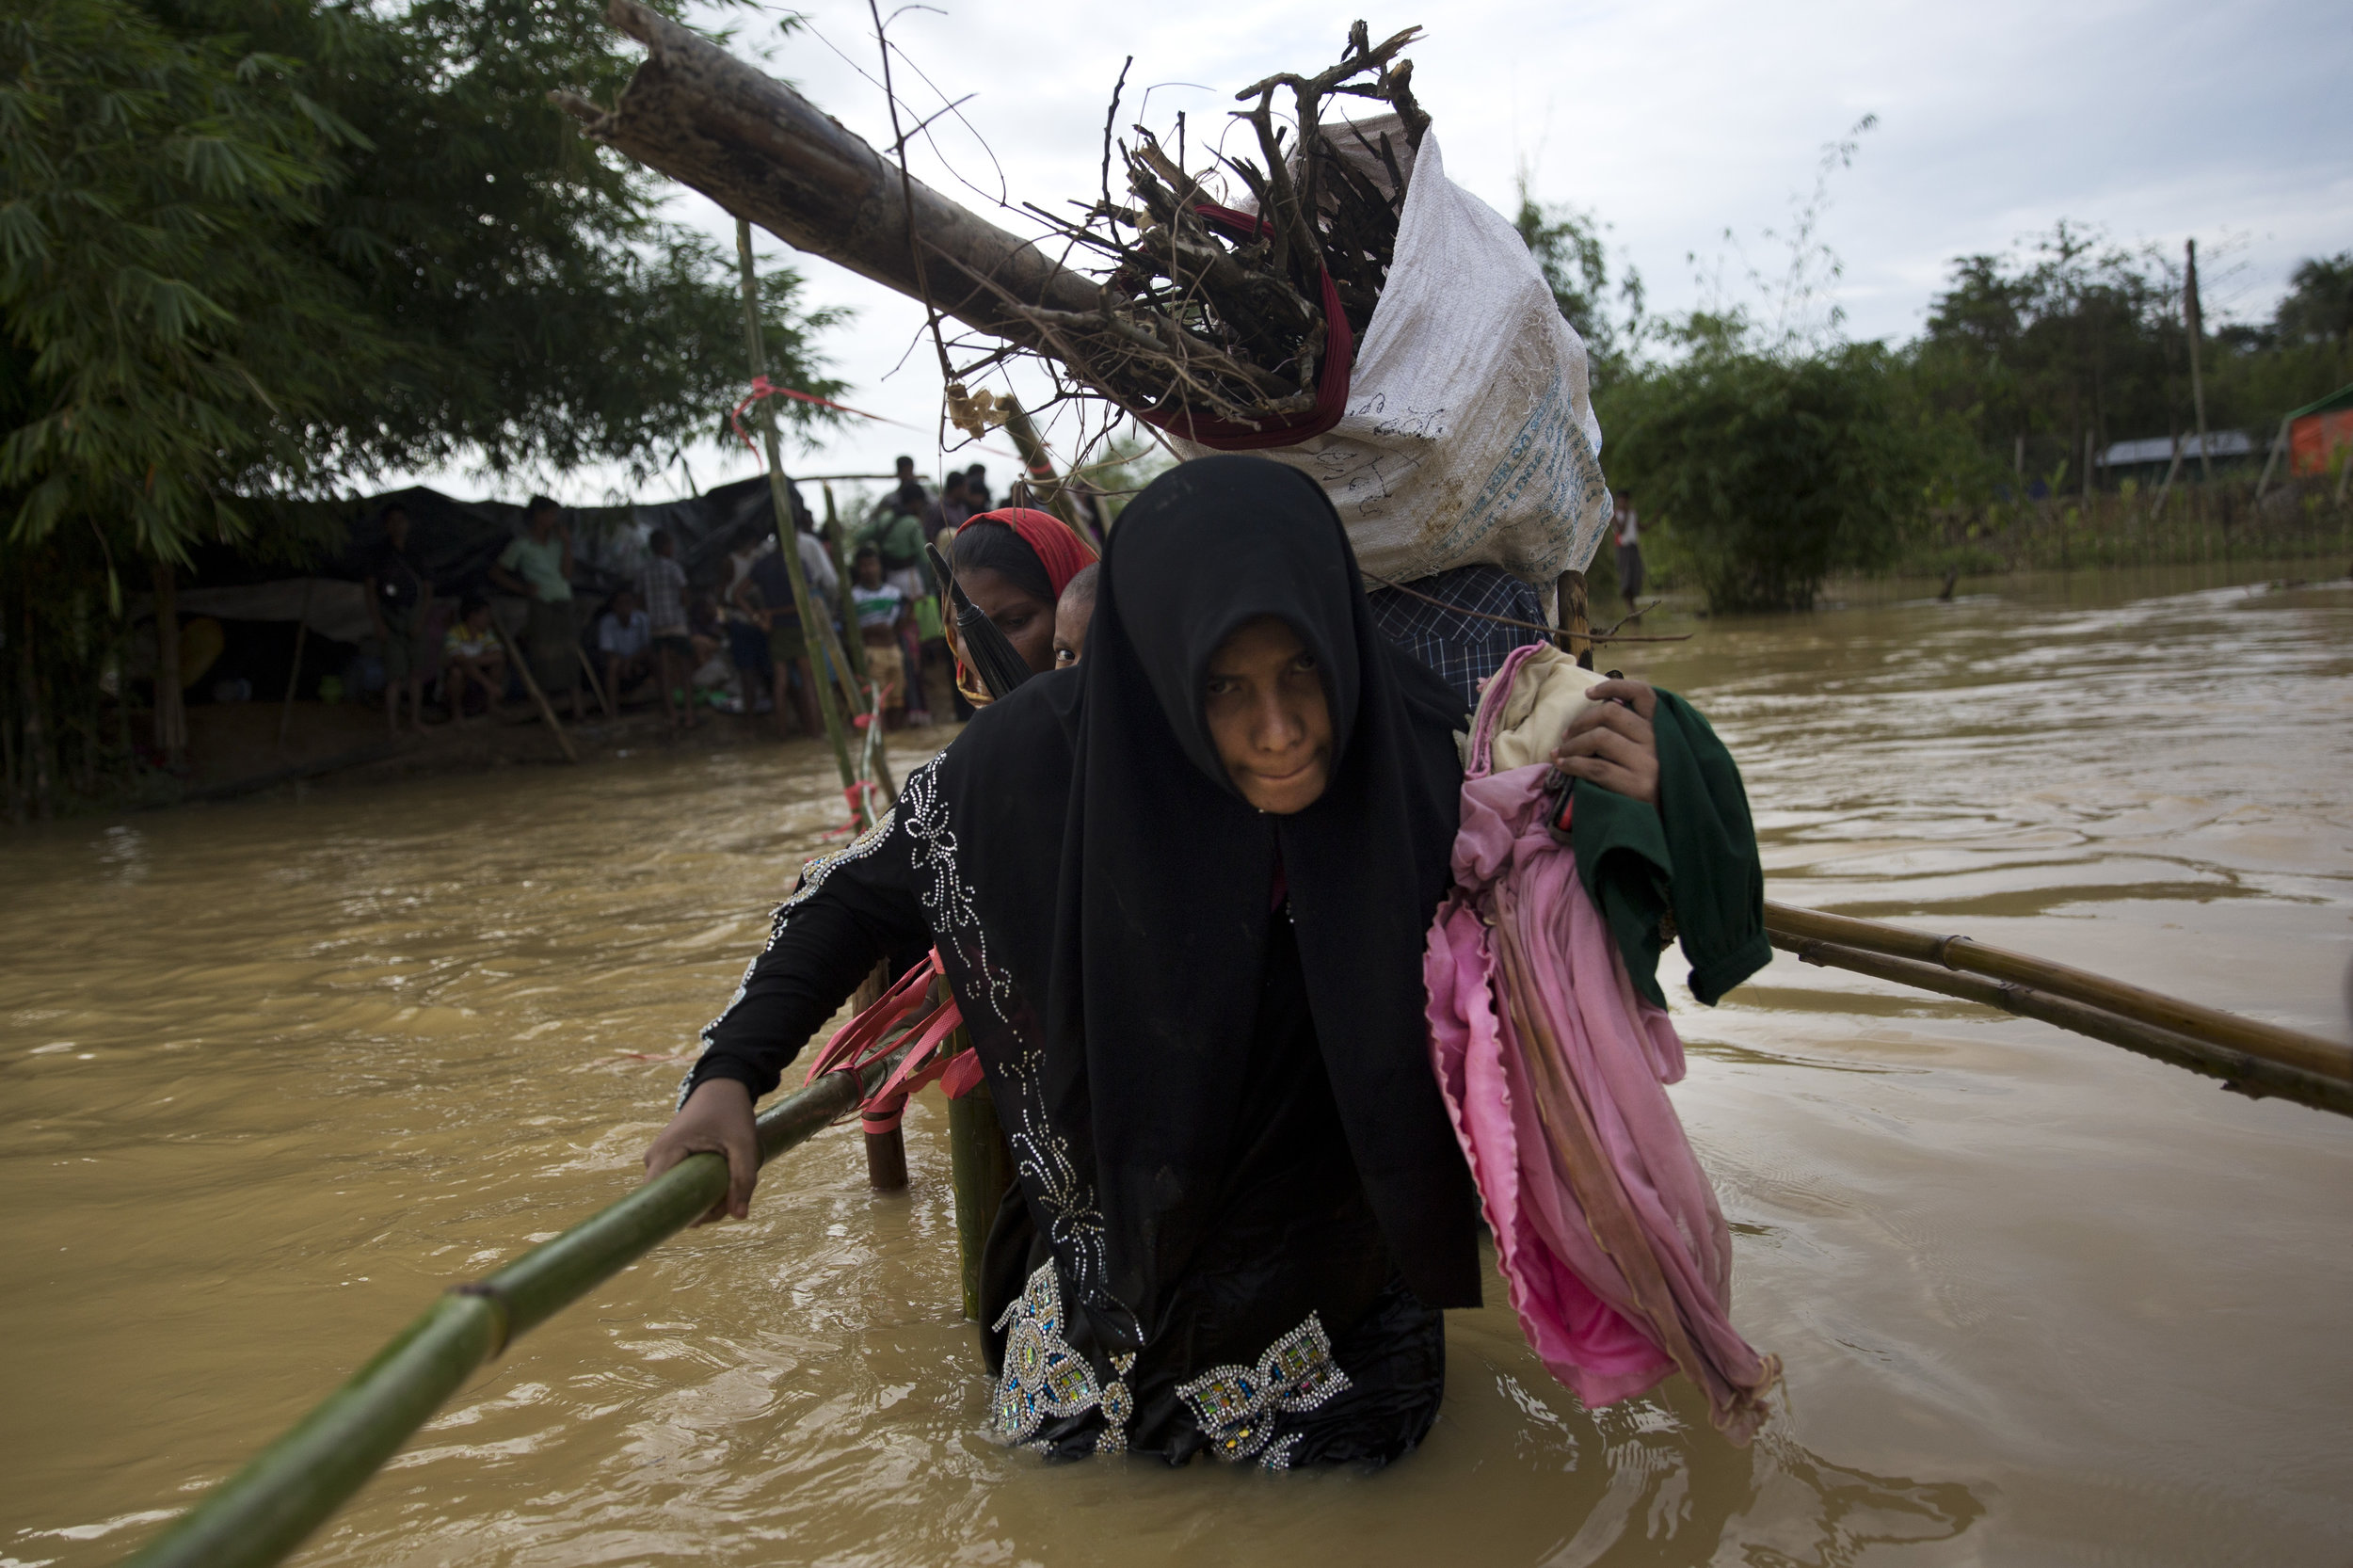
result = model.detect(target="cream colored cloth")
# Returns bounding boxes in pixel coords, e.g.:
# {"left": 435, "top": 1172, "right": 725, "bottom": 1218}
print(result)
{"left": 1458, "top": 643, "right": 1607, "bottom": 773}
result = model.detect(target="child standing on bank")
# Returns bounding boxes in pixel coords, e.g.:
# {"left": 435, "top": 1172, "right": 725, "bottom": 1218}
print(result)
{"left": 850, "top": 545, "right": 909, "bottom": 729}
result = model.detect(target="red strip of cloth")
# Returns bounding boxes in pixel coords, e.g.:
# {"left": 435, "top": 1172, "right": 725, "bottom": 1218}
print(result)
{"left": 800, "top": 951, "right": 984, "bottom": 1134}
{"left": 1129, "top": 204, "right": 1356, "bottom": 451}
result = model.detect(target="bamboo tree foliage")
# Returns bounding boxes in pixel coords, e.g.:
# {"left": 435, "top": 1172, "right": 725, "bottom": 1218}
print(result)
{"left": 0, "top": 0, "right": 377, "bottom": 578}
{"left": 0, "top": 0, "right": 845, "bottom": 811}
{"left": 1604, "top": 338, "right": 1937, "bottom": 613}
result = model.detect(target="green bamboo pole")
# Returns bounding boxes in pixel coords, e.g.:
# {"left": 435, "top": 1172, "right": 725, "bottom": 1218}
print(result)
{"left": 1772, "top": 933, "right": 2353, "bottom": 1118}
{"left": 1762, "top": 902, "right": 2353, "bottom": 1085}
{"left": 118, "top": 1049, "right": 904, "bottom": 1568}
{"left": 945, "top": 1051, "right": 1016, "bottom": 1322}
{"left": 735, "top": 218, "right": 863, "bottom": 817}
{"left": 996, "top": 394, "right": 1095, "bottom": 548}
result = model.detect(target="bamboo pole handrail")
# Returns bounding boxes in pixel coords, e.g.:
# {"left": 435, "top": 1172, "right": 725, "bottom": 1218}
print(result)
{"left": 1763, "top": 902, "right": 2353, "bottom": 1086}
{"left": 1772, "top": 933, "right": 2353, "bottom": 1118}
{"left": 117, "top": 1047, "right": 909, "bottom": 1568}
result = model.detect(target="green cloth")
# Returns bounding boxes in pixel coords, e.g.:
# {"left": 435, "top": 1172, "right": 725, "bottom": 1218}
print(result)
{"left": 498, "top": 535, "right": 572, "bottom": 602}
{"left": 856, "top": 510, "right": 928, "bottom": 570}
{"left": 1569, "top": 689, "right": 1770, "bottom": 1008}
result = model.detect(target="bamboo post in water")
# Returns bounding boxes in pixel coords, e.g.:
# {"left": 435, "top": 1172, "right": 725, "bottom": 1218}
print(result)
{"left": 845, "top": 962, "right": 907, "bottom": 1192}
{"left": 115, "top": 1046, "right": 912, "bottom": 1568}
{"left": 947, "top": 1063, "right": 1016, "bottom": 1322}
{"left": 735, "top": 218, "right": 867, "bottom": 820}
{"left": 2185, "top": 240, "right": 2213, "bottom": 487}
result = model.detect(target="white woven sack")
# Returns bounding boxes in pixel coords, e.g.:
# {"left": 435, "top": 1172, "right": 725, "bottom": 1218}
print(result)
{"left": 1173, "top": 125, "right": 1611, "bottom": 591}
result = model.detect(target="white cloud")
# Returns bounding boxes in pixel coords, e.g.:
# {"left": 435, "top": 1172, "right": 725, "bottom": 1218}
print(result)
{"left": 396, "top": 0, "right": 2353, "bottom": 504}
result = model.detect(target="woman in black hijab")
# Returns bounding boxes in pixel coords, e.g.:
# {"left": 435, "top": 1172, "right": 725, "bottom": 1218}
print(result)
{"left": 649, "top": 456, "right": 1638, "bottom": 1467}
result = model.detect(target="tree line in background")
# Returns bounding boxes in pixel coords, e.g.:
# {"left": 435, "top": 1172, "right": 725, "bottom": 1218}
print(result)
{"left": 1, "top": 0, "right": 840, "bottom": 815}
{"left": 1518, "top": 178, "right": 2353, "bottom": 612}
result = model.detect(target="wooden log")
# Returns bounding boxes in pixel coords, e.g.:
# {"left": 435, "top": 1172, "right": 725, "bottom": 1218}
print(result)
{"left": 1762, "top": 902, "right": 2352, "bottom": 1085}
{"left": 1772, "top": 933, "right": 2353, "bottom": 1119}
{"left": 558, "top": 1, "right": 1098, "bottom": 354}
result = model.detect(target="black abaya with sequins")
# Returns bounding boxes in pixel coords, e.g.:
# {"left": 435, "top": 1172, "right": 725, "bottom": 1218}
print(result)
{"left": 689, "top": 457, "right": 1481, "bottom": 1467}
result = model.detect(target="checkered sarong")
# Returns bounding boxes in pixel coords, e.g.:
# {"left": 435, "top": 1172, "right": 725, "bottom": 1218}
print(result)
{"left": 1366, "top": 565, "right": 1549, "bottom": 711}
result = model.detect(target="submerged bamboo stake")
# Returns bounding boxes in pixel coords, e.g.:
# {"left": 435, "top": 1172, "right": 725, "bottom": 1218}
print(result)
{"left": 118, "top": 1046, "right": 911, "bottom": 1568}
{"left": 1763, "top": 903, "right": 2353, "bottom": 1087}
{"left": 843, "top": 962, "right": 907, "bottom": 1192}
{"left": 947, "top": 1062, "right": 1015, "bottom": 1321}
{"left": 1773, "top": 933, "right": 2353, "bottom": 1117}
{"left": 488, "top": 616, "right": 579, "bottom": 764}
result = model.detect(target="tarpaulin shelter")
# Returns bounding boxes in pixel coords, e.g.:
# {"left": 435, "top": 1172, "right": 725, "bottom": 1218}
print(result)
{"left": 2286, "top": 383, "right": 2353, "bottom": 476}
{"left": 141, "top": 473, "right": 815, "bottom": 703}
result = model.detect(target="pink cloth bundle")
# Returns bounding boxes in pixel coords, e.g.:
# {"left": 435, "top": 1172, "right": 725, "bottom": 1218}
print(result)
{"left": 1424, "top": 648, "right": 1777, "bottom": 1442}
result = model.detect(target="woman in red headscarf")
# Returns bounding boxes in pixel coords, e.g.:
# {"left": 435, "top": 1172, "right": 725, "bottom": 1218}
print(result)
{"left": 946, "top": 507, "right": 1098, "bottom": 705}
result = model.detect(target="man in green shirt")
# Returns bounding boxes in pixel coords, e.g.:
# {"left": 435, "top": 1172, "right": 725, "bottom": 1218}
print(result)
{"left": 488, "top": 495, "right": 584, "bottom": 719}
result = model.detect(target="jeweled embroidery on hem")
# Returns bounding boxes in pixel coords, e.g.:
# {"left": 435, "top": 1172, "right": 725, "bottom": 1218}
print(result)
{"left": 988, "top": 1261, "right": 1115, "bottom": 1448}
{"left": 1175, "top": 1312, "right": 1352, "bottom": 1470}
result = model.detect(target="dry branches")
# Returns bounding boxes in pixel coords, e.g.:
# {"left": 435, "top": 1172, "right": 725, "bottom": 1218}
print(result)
{"left": 1000, "top": 22, "right": 1428, "bottom": 438}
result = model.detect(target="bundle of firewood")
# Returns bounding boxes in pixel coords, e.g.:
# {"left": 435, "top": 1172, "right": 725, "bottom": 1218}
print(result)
{"left": 563, "top": 6, "right": 1427, "bottom": 442}
{"left": 1013, "top": 23, "right": 1428, "bottom": 436}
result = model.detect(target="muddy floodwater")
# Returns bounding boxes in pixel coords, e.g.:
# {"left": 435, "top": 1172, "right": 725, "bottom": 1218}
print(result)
{"left": 5, "top": 563, "right": 2350, "bottom": 1568}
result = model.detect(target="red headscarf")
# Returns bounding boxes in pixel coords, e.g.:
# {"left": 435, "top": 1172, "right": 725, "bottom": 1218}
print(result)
{"left": 955, "top": 507, "right": 1098, "bottom": 595}
{"left": 946, "top": 508, "right": 1099, "bottom": 704}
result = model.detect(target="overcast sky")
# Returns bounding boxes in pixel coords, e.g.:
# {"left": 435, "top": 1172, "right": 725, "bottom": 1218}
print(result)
{"left": 408, "top": 0, "right": 2353, "bottom": 505}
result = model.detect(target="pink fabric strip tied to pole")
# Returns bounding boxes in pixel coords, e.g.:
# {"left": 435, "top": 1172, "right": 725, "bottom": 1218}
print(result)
{"left": 1425, "top": 643, "right": 1779, "bottom": 1443}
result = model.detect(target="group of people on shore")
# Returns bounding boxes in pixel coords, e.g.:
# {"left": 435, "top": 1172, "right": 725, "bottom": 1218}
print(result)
{"left": 360, "top": 461, "right": 1078, "bottom": 740}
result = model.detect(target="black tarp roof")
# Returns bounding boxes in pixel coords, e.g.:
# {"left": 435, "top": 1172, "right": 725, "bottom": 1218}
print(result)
{"left": 184, "top": 472, "right": 817, "bottom": 600}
